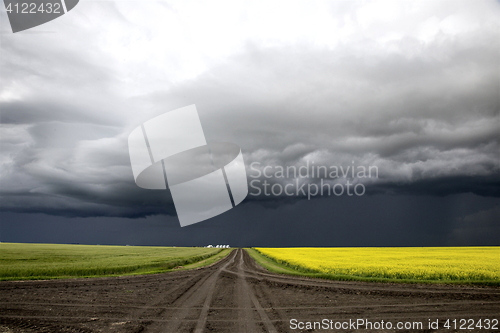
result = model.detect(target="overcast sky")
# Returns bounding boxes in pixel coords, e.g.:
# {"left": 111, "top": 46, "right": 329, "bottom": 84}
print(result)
{"left": 0, "top": 0, "right": 499, "bottom": 246}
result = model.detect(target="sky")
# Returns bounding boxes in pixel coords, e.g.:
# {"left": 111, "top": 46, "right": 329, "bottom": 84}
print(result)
{"left": 0, "top": 0, "right": 499, "bottom": 247}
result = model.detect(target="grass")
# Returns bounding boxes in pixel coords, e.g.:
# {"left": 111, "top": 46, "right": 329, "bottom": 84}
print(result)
{"left": 180, "top": 248, "right": 232, "bottom": 270}
{"left": 0, "top": 242, "right": 231, "bottom": 281}
{"left": 248, "top": 247, "right": 500, "bottom": 286}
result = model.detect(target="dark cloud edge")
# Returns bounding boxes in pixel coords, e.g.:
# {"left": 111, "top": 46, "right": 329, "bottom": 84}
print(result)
{"left": 1, "top": 174, "right": 498, "bottom": 219}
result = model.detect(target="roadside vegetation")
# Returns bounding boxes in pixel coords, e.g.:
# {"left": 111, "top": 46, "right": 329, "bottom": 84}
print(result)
{"left": 0, "top": 242, "right": 230, "bottom": 281}
{"left": 248, "top": 247, "right": 500, "bottom": 286}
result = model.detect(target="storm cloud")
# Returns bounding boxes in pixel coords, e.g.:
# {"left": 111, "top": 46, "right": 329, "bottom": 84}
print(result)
{"left": 0, "top": 0, "right": 498, "bottom": 245}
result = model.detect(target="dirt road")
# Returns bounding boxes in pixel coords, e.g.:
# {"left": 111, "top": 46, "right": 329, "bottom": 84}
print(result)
{"left": 1, "top": 249, "right": 499, "bottom": 332}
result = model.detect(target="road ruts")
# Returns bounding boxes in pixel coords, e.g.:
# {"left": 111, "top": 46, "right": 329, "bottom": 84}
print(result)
{"left": 145, "top": 249, "right": 238, "bottom": 333}
{"left": 228, "top": 249, "right": 278, "bottom": 333}
{"left": 1, "top": 249, "right": 499, "bottom": 333}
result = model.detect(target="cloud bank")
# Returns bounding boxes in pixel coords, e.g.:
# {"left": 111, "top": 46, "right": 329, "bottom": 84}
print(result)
{"left": 0, "top": 0, "right": 498, "bottom": 219}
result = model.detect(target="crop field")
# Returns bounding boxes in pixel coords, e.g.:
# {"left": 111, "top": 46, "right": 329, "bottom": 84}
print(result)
{"left": 0, "top": 242, "right": 226, "bottom": 280}
{"left": 254, "top": 247, "right": 500, "bottom": 285}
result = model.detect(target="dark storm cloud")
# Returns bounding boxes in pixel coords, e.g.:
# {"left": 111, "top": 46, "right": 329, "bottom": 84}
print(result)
{"left": 0, "top": 0, "right": 498, "bottom": 222}
{"left": 446, "top": 205, "right": 500, "bottom": 245}
{"left": 158, "top": 35, "right": 498, "bottom": 202}
{"left": 2, "top": 193, "right": 498, "bottom": 247}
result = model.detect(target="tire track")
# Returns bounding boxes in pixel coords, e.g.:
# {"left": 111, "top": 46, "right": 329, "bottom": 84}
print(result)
{"left": 234, "top": 249, "right": 258, "bottom": 333}
{"left": 124, "top": 269, "right": 208, "bottom": 322}
{"left": 232, "top": 249, "right": 278, "bottom": 333}
{"left": 239, "top": 249, "right": 286, "bottom": 332}
{"left": 144, "top": 249, "right": 237, "bottom": 333}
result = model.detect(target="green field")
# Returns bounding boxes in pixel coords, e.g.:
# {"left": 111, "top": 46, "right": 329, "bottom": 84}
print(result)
{"left": 0, "top": 243, "right": 229, "bottom": 281}
{"left": 248, "top": 247, "right": 500, "bottom": 286}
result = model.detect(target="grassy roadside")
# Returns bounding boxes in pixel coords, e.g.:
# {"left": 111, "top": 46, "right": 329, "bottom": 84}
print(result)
{"left": 246, "top": 248, "right": 309, "bottom": 276}
{"left": 0, "top": 243, "right": 232, "bottom": 281}
{"left": 246, "top": 248, "right": 500, "bottom": 286}
{"left": 177, "top": 248, "right": 232, "bottom": 271}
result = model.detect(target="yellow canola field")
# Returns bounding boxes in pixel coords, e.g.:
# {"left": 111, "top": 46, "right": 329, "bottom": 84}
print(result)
{"left": 255, "top": 247, "right": 500, "bottom": 282}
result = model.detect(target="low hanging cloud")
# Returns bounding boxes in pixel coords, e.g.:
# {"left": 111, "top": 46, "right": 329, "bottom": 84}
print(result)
{"left": 0, "top": 0, "right": 498, "bottom": 218}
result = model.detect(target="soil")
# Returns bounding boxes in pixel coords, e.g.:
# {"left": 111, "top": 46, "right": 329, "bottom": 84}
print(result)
{"left": 0, "top": 249, "right": 499, "bottom": 332}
